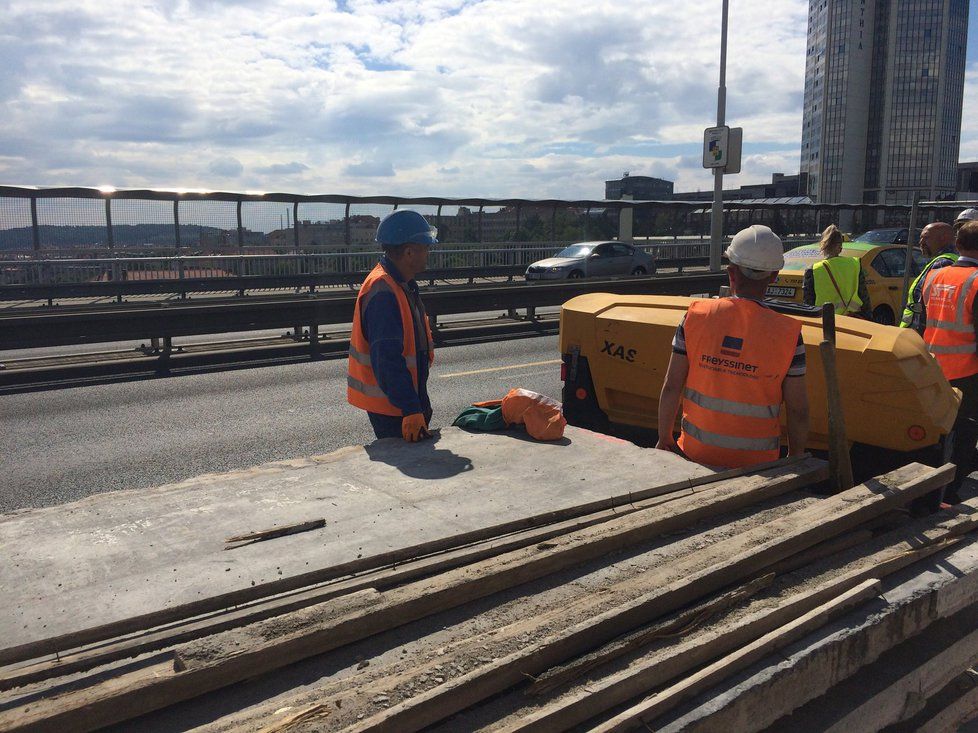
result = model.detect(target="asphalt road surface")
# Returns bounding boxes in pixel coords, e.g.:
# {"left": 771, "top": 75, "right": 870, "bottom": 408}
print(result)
{"left": 2, "top": 334, "right": 564, "bottom": 513}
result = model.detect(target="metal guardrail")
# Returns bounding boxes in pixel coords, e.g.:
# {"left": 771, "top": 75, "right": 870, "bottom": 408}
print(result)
{"left": 0, "top": 242, "right": 723, "bottom": 301}
{"left": 0, "top": 273, "right": 728, "bottom": 352}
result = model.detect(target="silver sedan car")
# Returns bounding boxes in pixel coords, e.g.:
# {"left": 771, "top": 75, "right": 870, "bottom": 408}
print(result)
{"left": 524, "top": 241, "right": 655, "bottom": 280}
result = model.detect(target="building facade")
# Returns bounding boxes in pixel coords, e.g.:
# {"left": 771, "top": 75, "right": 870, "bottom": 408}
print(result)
{"left": 800, "top": 0, "right": 968, "bottom": 204}
{"left": 605, "top": 174, "right": 674, "bottom": 201}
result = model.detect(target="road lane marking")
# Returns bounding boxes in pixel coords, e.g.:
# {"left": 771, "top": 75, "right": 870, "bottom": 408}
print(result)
{"left": 439, "top": 359, "right": 560, "bottom": 378}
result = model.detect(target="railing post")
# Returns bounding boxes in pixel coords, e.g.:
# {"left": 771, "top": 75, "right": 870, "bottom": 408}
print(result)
{"left": 105, "top": 197, "right": 114, "bottom": 252}
{"left": 236, "top": 200, "right": 244, "bottom": 249}
{"left": 30, "top": 196, "right": 40, "bottom": 254}
{"left": 478, "top": 206, "right": 484, "bottom": 243}
{"left": 344, "top": 202, "right": 351, "bottom": 247}
{"left": 293, "top": 202, "right": 300, "bottom": 251}
{"left": 173, "top": 200, "right": 181, "bottom": 250}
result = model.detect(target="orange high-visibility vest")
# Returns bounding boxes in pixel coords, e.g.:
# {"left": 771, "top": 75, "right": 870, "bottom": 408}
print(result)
{"left": 677, "top": 298, "right": 801, "bottom": 468}
{"left": 347, "top": 263, "right": 435, "bottom": 416}
{"left": 922, "top": 264, "right": 978, "bottom": 381}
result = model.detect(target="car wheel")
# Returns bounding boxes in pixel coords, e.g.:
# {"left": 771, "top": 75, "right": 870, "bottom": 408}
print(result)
{"left": 568, "top": 270, "right": 584, "bottom": 279}
{"left": 872, "top": 305, "right": 895, "bottom": 325}
{"left": 631, "top": 266, "right": 647, "bottom": 276}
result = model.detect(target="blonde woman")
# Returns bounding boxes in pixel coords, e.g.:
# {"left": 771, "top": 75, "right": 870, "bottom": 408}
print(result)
{"left": 802, "top": 224, "right": 871, "bottom": 317}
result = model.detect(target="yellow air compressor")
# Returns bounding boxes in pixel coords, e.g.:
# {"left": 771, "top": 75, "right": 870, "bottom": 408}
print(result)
{"left": 559, "top": 294, "right": 960, "bottom": 454}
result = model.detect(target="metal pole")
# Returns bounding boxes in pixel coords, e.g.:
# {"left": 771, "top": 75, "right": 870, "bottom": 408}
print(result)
{"left": 709, "top": 0, "right": 729, "bottom": 273}
{"left": 105, "top": 197, "right": 114, "bottom": 251}
{"left": 236, "top": 200, "right": 244, "bottom": 249}
{"left": 30, "top": 196, "right": 40, "bottom": 253}
{"left": 292, "top": 202, "right": 299, "bottom": 250}
{"left": 900, "top": 198, "right": 919, "bottom": 304}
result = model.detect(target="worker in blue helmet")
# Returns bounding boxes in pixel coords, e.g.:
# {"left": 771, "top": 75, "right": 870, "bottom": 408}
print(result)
{"left": 347, "top": 210, "right": 438, "bottom": 441}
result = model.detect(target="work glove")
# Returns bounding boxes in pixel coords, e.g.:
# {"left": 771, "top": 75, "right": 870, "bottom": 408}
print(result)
{"left": 402, "top": 413, "right": 431, "bottom": 442}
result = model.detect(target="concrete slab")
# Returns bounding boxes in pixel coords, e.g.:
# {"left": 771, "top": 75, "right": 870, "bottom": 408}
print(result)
{"left": 0, "top": 426, "right": 712, "bottom": 649}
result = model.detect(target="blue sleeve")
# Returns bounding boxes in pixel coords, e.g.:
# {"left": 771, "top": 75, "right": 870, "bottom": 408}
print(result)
{"left": 363, "top": 291, "right": 422, "bottom": 415}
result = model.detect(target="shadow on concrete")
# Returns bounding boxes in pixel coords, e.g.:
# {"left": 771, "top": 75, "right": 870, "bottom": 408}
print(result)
{"left": 364, "top": 431, "right": 474, "bottom": 479}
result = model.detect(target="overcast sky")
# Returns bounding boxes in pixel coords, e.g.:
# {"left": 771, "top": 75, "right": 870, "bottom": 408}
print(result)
{"left": 2, "top": 0, "right": 976, "bottom": 200}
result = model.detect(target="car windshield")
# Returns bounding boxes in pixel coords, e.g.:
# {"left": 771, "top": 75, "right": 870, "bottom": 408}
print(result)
{"left": 555, "top": 245, "right": 593, "bottom": 258}
{"left": 852, "top": 229, "right": 903, "bottom": 243}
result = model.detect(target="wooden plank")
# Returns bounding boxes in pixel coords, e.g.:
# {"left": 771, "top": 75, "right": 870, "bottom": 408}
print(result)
{"left": 0, "top": 459, "right": 829, "bottom": 732}
{"left": 527, "top": 574, "right": 776, "bottom": 698}
{"left": 590, "top": 580, "right": 883, "bottom": 733}
{"left": 0, "top": 461, "right": 792, "bottom": 692}
{"left": 336, "top": 463, "right": 950, "bottom": 733}
{"left": 0, "top": 454, "right": 805, "bottom": 668}
{"left": 224, "top": 519, "right": 326, "bottom": 547}
{"left": 763, "top": 528, "right": 874, "bottom": 577}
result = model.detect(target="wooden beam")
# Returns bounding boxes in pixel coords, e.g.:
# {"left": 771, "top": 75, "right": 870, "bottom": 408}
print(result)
{"left": 0, "top": 460, "right": 829, "bottom": 732}
{"left": 0, "top": 455, "right": 807, "bottom": 668}
{"left": 527, "top": 574, "right": 776, "bottom": 698}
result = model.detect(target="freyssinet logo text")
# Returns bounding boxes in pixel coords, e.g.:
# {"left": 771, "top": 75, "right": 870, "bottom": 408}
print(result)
{"left": 700, "top": 354, "right": 759, "bottom": 373}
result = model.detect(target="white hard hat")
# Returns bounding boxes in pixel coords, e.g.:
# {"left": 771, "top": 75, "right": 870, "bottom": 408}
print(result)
{"left": 725, "top": 225, "right": 784, "bottom": 277}
{"left": 956, "top": 208, "right": 978, "bottom": 222}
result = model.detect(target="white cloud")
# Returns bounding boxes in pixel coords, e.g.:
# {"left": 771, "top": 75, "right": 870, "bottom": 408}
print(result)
{"left": 0, "top": 0, "right": 972, "bottom": 199}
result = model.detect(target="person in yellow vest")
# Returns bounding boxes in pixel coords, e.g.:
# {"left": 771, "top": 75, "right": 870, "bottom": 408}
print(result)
{"left": 900, "top": 222, "right": 956, "bottom": 332}
{"left": 655, "top": 225, "right": 810, "bottom": 469}
{"left": 347, "top": 210, "right": 437, "bottom": 442}
{"left": 802, "top": 224, "right": 871, "bottom": 318}
{"left": 920, "top": 220, "right": 978, "bottom": 504}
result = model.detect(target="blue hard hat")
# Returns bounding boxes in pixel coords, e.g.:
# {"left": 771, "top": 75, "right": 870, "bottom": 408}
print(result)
{"left": 376, "top": 210, "right": 438, "bottom": 247}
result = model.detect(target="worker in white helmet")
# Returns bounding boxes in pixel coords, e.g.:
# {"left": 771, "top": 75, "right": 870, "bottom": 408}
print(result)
{"left": 656, "top": 225, "right": 809, "bottom": 469}
{"left": 955, "top": 208, "right": 978, "bottom": 234}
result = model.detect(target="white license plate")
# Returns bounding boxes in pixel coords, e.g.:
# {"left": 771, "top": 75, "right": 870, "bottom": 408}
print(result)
{"left": 765, "top": 286, "right": 797, "bottom": 297}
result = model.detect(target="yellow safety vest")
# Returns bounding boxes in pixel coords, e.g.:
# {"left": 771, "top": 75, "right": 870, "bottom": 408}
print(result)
{"left": 812, "top": 256, "right": 862, "bottom": 314}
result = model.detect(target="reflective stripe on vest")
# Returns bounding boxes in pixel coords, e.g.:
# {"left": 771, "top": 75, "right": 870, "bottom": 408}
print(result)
{"left": 922, "top": 266, "right": 978, "bottom": 381}
{"left": 901, "top": 253, "right": 958, "bottom": 328}
{"left": 682, "top": 386, "right": 781, "bottom": 419}
{"left": 812, "top": 257, "right": 862, "bottom": 314}
{"left": 681, "top": 417, "right": 781, "bottom": 452}
{"left": 346, "top": 375, "right": 388, "bottom": 399}
{"left": 348, "top": 345, "right": 414, "bottom": 369}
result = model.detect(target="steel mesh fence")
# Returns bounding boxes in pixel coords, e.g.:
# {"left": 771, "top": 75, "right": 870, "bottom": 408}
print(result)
{"left": 36, "top": 198, "right": 108, "bottom": 253}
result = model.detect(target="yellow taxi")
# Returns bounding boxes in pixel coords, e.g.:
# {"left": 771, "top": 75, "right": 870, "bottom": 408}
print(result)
{"left": 765, "top": 228, "right": 929, "bottom": 324}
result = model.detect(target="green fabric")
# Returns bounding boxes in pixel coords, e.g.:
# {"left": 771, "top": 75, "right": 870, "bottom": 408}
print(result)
{"left": 813, "top": 256, "right": 863, "bottom": 314}
{"left": 452, "top": 405, "right": 506, "bottom": 431}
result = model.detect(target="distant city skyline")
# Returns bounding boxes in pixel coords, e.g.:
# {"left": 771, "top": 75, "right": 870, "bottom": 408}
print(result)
{"left": 0, "top": 1, "right": 976, "bottom": 201}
